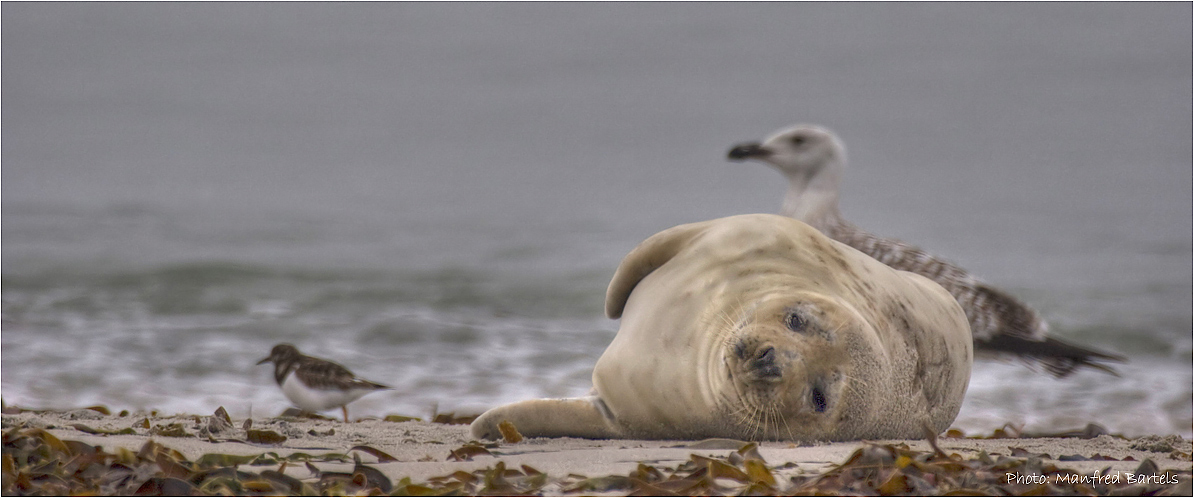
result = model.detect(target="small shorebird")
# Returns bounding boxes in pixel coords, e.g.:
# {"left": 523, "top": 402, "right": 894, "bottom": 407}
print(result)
{"left": 256, "top": 343, "right": 390, "bottom": 422}
{"left": 727, "top": 124, "right": 1124, "bottom": 377}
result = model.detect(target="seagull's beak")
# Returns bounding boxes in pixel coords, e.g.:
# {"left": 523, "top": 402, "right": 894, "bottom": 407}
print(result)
{"left": 727, "top": 142, "right": 770, "bottom": 161}
{"left": 256, "top": 356, "right": 272, "bottom": 365}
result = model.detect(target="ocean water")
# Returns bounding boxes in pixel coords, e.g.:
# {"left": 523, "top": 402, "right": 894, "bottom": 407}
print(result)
{"left": 3, "top": 3, "right": 1190, "bottom": 438}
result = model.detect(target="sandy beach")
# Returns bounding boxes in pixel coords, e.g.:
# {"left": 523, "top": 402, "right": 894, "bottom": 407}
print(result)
{"left": 3, "top": 406, "right": 1190, "bottom": 495}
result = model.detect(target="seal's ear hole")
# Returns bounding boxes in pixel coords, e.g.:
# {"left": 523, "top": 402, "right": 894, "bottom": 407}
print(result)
{"left": 784, "top": 311, "right": 806, "bottom": 333}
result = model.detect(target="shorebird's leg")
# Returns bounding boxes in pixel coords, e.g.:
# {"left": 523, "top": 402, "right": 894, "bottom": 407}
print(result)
{"left": 342, "top": 406, "right": 350, "bottom": 423}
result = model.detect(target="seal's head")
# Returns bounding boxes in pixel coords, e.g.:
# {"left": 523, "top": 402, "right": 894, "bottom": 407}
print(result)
{"left": 720, "top": 291, "right": 877, "bottom": 440}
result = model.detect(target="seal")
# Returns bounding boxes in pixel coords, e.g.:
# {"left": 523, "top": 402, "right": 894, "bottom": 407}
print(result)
{"left": 471, "top": 214, "right": 973, "bottom": 441}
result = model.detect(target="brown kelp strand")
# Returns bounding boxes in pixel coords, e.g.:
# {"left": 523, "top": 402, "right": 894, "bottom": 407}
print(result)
{"left": 3, "top": 425, "right": 1191, "bottom": 496}
{"left": 0, "top": 425, "right": 373, "bottom": 496}
{"left": 431, "top": 412, "right": 479, "bottom": 426}
{"left": 414, "top": 441, "right": 1194, "bottom": 496}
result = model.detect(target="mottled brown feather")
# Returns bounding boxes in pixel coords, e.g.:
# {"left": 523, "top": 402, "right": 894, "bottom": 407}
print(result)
{"left": 263, "top": 344, "right": 390, "bottom": 391}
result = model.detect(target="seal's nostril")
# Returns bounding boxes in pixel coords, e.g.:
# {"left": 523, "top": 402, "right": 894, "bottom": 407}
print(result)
{"left": 747, "top": 346, "right": 782, "bottom": 380}
{"left": 812, "top": 387, "right": 827, "bottom": 413}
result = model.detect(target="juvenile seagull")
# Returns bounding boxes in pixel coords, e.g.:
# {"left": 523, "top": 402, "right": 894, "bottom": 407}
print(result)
{"left": 727, "top": 124, "right": 1123, "bottom": 377}
{"left": 257, "top": 343, "right": 391, "bottom": 422}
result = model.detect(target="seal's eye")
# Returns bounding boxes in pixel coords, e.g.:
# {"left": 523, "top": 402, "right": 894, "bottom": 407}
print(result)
{"left": 811, "top": 386, "right": 827, "bottom": 412}
{"left": 785, "top": 312, "right": 805, "bottom": 332}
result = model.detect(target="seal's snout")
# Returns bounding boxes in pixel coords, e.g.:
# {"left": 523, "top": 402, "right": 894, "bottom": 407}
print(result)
{"left": 727, "top": 142, "right": 769, "bottom": 161}
{"left": 746, "top": 345, "right": 783, "bottom": 381}
{"left": 733, "top": 340, "right": 784, "bottom": 380}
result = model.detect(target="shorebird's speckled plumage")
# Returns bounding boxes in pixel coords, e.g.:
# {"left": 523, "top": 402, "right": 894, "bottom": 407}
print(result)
{"left": 257, "top": 343, "right": 390, "bottom": 422}
{"left": 727, "top": 124, "right": 1124, "bottom": 377}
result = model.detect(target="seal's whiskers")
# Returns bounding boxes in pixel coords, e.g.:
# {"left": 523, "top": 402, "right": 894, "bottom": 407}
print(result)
{"left": 837, "top": 373, "right": 871, "bottom": 400}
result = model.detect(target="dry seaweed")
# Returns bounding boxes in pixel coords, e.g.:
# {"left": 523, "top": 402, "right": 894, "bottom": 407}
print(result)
{"left": 245, "top": 429, "right": 288, "bottom": 445}
{"left": 383, "top": 414, "right": 423, "bottom": 423}
{"left": 1, "top": 425, "right": 359, "bottom": 496}
{"left": 417, "top": 439, "right": 1191, "bottom": 496}
{"left": 278, "top": 408, "right": 336, "bottom": 421}
{"left": 68, "top": 423, "right": 136, "bottom": 436}
{"left": 417, "top": 460, "right": 548, "bottom": 495}
{"left": 148, "top": 422, "right": 191, "bottom": 438}
{"left": 948, "top": 422, "right": 1125, "bottom": 440}
{"left": 313, "top": 453, "right": 393, "bottom": 495}
{"left": 447, "top": 443, "right": 494, "bottom": 462}
{"left": 498, "top": 420, "right": 524, "bottom": 444}
{"left": 349, "top": 445, "right": 398, "bottom": 463}
{"left": 431, "top": 412, "right": 479, "bottom": 425}
{"left": 3, "top": 420, "right": 1190, "bottom": 497}
{"left": 787, "top": 441, "right": 1191, "bottom": 496}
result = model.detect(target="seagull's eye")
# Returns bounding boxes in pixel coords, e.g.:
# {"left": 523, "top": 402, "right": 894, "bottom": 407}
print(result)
{"left": 790, "top": 136, "right": 807, "bottom": 146}
{"left": 785, "top": 312, "right": 806, "bottom": 332}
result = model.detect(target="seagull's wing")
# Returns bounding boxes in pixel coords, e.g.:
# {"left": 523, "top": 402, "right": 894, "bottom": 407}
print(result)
{"left": 829, "top": 221, "right": 1124, "bottom": 377}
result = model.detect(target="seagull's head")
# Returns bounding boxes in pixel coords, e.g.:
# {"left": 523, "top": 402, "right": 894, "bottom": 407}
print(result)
{"left": 727, "top": 124, "right": 846, "bottom": 182}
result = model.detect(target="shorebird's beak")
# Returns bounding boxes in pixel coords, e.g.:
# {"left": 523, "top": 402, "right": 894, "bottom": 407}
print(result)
{"left": 727, "top": 142, "right": 769, "bottom": 161}
{"left": 256, "top": 356, "right": 272, "bottom": 365}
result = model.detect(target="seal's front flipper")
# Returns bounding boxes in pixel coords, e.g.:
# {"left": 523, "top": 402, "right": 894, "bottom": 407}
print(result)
{"left": 470, "top": 395, "right": 620, "bottom": 440}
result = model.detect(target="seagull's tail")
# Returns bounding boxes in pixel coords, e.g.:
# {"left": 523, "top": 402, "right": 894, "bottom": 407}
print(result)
{"left": 977, "top": 333, "right": 1127, "bottom": 378}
